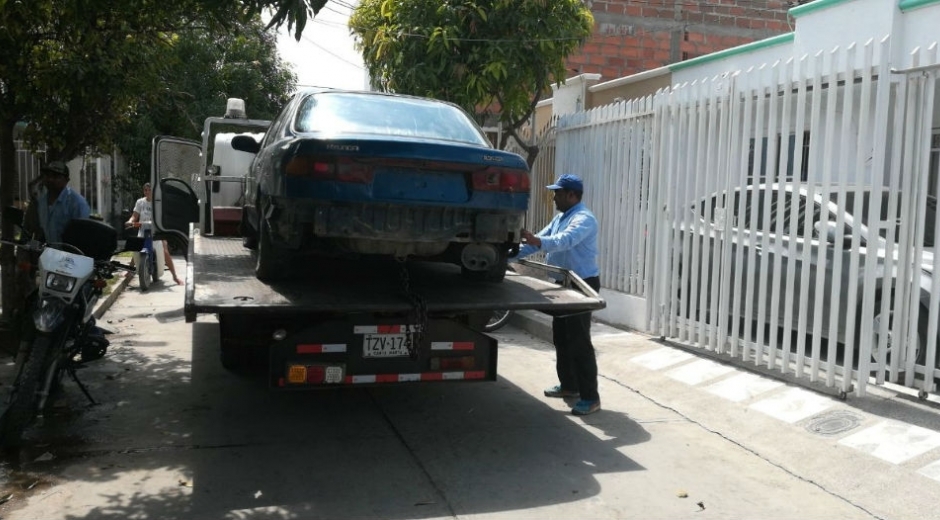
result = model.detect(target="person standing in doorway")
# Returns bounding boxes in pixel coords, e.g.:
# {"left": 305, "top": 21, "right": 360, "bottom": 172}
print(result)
{"left": 125, "top": 182, "right": 182, "bottom": 285}
{"left": 512, "top": 173, "right": 601, "bottom": 416}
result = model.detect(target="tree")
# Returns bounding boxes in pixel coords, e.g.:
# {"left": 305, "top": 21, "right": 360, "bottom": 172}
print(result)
{"left": 238, "top": 0, "right": 329, "bottom": 40}
{"left": 113, "top": 17, "right": 296, "bottom": 200}
{"left": 0, "top": 1, "right": 305, "bottom": 328}
{"left": 349, "top": 0, "right": 593, "bottom": 164}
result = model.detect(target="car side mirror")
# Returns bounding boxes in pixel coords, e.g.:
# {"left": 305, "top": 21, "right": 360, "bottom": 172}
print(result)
{"left": 231, "top": 134, "right": 261, "bottom": 154}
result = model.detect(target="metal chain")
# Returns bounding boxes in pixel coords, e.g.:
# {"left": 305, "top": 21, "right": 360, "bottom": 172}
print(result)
{"left": 396, "top": 257, "right": 427, "bottom": 360}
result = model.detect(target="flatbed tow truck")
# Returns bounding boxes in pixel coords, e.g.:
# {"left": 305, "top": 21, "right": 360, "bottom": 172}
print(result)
{"left": 150, "top": 100, "right": 605, "bottom": 388}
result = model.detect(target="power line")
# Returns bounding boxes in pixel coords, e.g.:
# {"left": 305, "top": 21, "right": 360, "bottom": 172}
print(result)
{"left": 300, "top": 34, "right": 364, "bottom": 69}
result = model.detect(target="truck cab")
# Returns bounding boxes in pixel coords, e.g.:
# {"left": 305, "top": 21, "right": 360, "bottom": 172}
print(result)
{"left": 151, "top": 98, "right": 270, "bottom": 251}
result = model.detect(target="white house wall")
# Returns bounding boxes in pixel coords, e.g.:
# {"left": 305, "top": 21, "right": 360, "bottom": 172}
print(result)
{"left": 897, "top": 3, "right": 940, "bottom": 62}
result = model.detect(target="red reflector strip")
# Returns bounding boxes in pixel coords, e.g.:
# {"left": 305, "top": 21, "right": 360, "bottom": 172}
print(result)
{"left": 430, "top": 341, "right": 475, "bottom": 351}
{"left": 344, "top": 371, "right": 486, "bottom": 384}
{"left": 353, "top": 325, "right": 419, "bottom": 334}
{"left": 296, "top": 343, "right": 347, "bottom": 354}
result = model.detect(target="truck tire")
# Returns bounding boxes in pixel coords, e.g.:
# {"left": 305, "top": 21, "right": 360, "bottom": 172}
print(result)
{"left": 255, "top": 219, "right": 289, "bottom": 282}
{"left": 219, "top": 342, "right": 250, "bottom": 372}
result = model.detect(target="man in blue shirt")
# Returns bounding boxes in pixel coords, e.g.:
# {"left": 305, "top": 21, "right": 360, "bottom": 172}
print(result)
{"left": 34, "top": 161, "right": 91, "bottom": 244}
{"left": 514, "top": 173, "right": 601, "bottom": 416}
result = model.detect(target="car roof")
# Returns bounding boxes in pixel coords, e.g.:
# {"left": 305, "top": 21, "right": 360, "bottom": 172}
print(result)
{"left": 293, "top": 87, "right": 465, "bottom": 110}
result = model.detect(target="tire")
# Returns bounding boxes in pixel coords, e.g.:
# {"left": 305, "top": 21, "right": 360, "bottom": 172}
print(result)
{"left": 255, "top": 219, "right": 289, "bottom": 281}
{"left": 241, "top": 209, "right": 258, "bottom": 250}
{"left": 138, "top": 251, "right": 152, "bottom": 291}
{"left": 0, "top": 333, "right": 56, "bottom": 448}
{"left": 461, "top": 249, "right": 508, "bottom": 283}
{"left": 483, "top": 310, "right": 513, "bottom": 332}
{"left": 219, "top": 342, "right": 250, "bottom": 372}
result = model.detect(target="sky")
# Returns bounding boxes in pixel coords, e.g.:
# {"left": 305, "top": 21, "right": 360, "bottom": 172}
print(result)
{"left": 274, "top": 1, "right": 367, "bottom": 91}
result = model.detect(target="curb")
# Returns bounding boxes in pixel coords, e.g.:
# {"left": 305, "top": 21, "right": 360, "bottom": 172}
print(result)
{"left": 93, "top": 271, "right": 132, "bottom": 320}
{"left": 509, "top": 309, "right": 554, "bottom": 343}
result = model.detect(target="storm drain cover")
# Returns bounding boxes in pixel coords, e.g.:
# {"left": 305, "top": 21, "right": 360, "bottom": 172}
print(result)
{"left": 804, "top": 410, "right": 863, "bottom": 437}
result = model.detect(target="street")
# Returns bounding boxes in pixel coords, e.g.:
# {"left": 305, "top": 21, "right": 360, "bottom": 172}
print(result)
{"left": 0, "top": 258, "right": 939, "bottom": 519}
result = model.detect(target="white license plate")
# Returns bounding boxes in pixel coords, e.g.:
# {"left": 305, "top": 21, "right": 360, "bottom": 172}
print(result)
{"left": 363, "top": 334, "right": 409, "bottom": 358}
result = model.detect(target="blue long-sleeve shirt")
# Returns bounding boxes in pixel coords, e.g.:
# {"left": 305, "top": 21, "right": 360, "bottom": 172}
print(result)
{"left": 514, "top": 201, "right": 599, "bottom": 280}
{"left": 36, "top": 186, "right": 90, "bottom": 245}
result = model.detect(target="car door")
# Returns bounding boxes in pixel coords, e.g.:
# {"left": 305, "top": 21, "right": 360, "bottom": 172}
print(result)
{"left": 151, "top": 136, "right": 202, "bottom": 257}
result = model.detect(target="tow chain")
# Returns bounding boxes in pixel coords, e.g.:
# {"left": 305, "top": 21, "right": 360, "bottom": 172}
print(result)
{"left": 396, "top": 257, "right": 428, "bottom": 360}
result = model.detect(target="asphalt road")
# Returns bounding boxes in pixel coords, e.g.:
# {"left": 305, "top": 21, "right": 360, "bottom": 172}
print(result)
{"left": 0, "top": 258, "right": 938, "bottom": 519}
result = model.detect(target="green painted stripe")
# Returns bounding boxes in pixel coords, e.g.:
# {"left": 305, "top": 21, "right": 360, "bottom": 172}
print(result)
{"left": 789, "top": 0, "right": 855, "bottom": 18}
{"left": 899, "top": 0, "right": 940, "bottom": 11}
{"left": 669, "top": 33, "right": 794, "bottom": 72}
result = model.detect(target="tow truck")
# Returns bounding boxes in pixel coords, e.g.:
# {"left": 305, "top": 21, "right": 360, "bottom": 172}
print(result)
{"left": 148, "top": 99, "right": 605, "bottom": 388}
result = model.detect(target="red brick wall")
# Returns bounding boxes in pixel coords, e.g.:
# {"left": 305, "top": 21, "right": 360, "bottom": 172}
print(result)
{"left": 567, "top": 0, "right": 794, "bottom": 80}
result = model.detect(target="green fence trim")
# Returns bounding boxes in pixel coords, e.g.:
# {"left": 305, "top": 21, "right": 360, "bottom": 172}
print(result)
{"left": 669, "top": 33, "right": 795, "bottom": 72}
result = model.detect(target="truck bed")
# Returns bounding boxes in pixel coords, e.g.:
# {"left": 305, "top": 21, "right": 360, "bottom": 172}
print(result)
{"left": 185, "top": 230, "right": 605, "bottom": 322}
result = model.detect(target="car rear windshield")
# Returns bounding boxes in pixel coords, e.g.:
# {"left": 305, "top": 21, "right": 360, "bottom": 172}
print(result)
{"left": 294, "top": 93, "right": 491, "bottom": 147}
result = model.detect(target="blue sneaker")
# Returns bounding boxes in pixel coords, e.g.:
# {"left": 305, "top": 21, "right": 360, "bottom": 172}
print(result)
{"left": 571, "top": 400, "right": 601, "bottom": 416}
{"left": 544, "top": 385, "right": 580, "bottom": 398}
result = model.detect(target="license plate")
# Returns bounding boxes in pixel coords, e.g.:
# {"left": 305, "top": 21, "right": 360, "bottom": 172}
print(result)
{"left": 363, "top": 334, "right": 409, "bottom": 358}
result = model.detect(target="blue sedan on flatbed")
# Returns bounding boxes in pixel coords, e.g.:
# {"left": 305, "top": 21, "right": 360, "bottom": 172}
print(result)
{"left": 232, "top": 89, "right": 531, "bottom": 282}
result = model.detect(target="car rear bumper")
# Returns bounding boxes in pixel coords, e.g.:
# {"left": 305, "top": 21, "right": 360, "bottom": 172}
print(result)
{"left": 268, "top": 199, "right": 524, "bottom": 248}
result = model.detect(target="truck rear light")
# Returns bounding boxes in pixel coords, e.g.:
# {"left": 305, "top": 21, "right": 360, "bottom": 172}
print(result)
{"left": 288, "top": 364, "right": 306, "bottom": 384}
{"left": 471, "top": 168, "right": 530, "bottom": 193}
{"left": 306, "top": 365, "right": 325, "bottom": 383}
{"left": 286, "top": 363, "right": 345, "bottom": 384}
{"left": 285, "top": 155, "right": 374, "bottom": 183}
{"left": 430, "top": 356, "right": 475, "bottom": 371}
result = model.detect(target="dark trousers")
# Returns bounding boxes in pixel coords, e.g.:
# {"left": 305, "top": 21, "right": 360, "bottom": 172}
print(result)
{"left": 552, "top": 276, "right": 601, "bottom": 402}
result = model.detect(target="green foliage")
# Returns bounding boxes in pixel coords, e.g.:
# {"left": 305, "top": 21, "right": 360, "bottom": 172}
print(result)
{"left": 112, "top": 17, "right": 296, "bottom": 197}
{"left": 229, "top": 0, "right": 329, "bottom": 41}
{"left": 349, "top": 0, "right": 593, "bottom": 159}
{"left": 0, "top": 0, "right": 298, "bottom": 319}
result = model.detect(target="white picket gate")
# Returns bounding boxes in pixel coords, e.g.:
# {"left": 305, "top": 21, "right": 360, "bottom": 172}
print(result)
{"left": 543, "top": 37, "right": 940, "bottom": 398}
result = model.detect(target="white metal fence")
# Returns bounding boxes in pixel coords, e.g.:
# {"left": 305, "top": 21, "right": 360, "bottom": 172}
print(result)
{"left": 12, "top": 142, "right": 115, "bottom": 222}
{"left": 544, "top": 37, "right": 940, "bottom": 397}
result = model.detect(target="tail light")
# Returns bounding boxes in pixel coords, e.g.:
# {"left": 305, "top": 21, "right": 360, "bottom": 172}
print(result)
{"left": 285, "top": 156, "right": 374, "bottom": 184}
{"left": 286, "top": 363, "right": 345, "bottom": 384}
{"left": 471, "top": 168, "right": 530, "bottom": 193}
{"left": 430, "top": 356, "right": 475, "bottom": 370}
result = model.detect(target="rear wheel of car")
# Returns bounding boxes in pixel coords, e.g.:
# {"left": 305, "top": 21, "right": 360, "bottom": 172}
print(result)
{"left": 255, "top": 219, "right": 289, "bottom": 281}
{"left": 241, "top": 209, "right": 257, "bottom": 250}
{"left": 461, "top": 250, "right": 508, "bottom": 283}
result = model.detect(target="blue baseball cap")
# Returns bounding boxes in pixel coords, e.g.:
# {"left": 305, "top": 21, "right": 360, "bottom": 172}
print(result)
{"left": 546, "top": 173, "right": 584, "bottom": 192}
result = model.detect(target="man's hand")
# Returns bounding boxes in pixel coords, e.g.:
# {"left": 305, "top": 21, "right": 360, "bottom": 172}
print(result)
{"left": 521, "top": 229, "right": 541, "bottom": 249}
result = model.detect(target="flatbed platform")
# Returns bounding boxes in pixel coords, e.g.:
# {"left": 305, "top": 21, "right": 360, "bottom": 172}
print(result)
{"left": 185, "top": 231, "right": 605, "bottom": 322}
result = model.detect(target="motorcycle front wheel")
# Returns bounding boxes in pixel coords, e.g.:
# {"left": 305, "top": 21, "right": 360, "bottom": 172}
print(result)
{"left": 138, "top": 251, "right": 152, "bottom": 291}
{"left": 0, "top": 333, "right": 56, "bottom": 448}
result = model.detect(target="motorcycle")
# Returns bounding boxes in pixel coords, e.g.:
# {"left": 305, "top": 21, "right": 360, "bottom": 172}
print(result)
{"left": 125, "top": 220, "right": 164, "bottom": 291}
{"left": 0, "top": 209, "right": 133, "bottom": 448}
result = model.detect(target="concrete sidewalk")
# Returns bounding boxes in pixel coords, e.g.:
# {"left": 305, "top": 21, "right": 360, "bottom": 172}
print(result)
{"left": 506, "top": 308, "right": 940, "bottom": 520}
